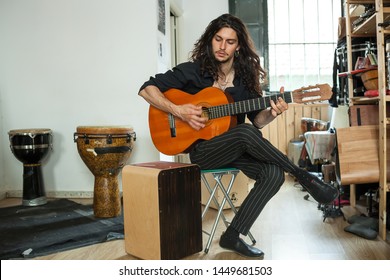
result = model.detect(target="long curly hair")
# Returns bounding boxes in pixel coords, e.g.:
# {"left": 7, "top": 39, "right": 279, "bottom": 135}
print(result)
{"left": 190, "top": 13, "right": 265, "bottom": 96}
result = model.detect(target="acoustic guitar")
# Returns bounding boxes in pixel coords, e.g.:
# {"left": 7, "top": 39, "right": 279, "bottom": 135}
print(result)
{"left": 148, "top": 84, "right": 332, "bottom": 155}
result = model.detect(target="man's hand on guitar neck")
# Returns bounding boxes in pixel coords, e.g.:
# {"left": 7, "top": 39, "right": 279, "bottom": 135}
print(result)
{"left": 253, "top": 86, "right": 288, "bottom": 128}
{"left": 269, "top": 86, "right": 288, "bottom": 117}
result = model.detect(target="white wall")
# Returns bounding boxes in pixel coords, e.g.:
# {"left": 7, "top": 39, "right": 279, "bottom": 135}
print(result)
{"left": 0, "top": 91, "right": 4, "bottom": 198}
{"left": 178, "top": 0, "right": 228, "bottom": 63}
{"left": 0, "top": 0, "right": 228, "bottom": 196}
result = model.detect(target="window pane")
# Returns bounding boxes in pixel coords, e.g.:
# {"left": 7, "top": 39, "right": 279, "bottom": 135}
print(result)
{"left": 289, "top": 0, "right": 304, "bottom": 43}
{"left": 319, "top": 44, "right": 336, "bottom": 85}
{"left": 268, "top": 0, "right": 275, "bottom": 43}
{"left": 290, "top": 44, "right": 306, "bottom": 87}
{"left": 269, "top": 45, "right": 293, "bottom": 89}
{"left": 273, "top": 0, "right": 290, "bottom": 44}
{"left": 304, "top": 44, "right": 320, "bottom": 83}
{"left": 303, "top": 0, "right": 319, "bottom": 43}
{"left": 238, "top": 0, "right": 260, "bottom": 22}
{"left": 318, "top": 0, "right": 336, "bottom": 42}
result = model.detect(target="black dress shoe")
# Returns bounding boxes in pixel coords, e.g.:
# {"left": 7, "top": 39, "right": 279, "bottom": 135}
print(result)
{"left": 293, "top": 169, "right": 339, "bottom": 204}
{"left": 219, "top": 232, "right": 264, "bottom": 258}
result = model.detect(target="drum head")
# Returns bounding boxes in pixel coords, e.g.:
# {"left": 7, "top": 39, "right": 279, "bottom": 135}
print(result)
{"left": 8, "top": 128, "right": 52, "bottom": 136}
{"left": 76, "top": 126, "right": 133, "bottom": 135}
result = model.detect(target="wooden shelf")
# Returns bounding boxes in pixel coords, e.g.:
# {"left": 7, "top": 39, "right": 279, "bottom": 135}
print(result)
{"left": 352, "top": 13, "right": 376, "bottom": 36}
{"left": 345, "top": 0, "right": 389, "bottom": 241}
{"left": 350, "top": 96, "right": 380, "bottom": 104}
{"left": 352, "top": 13, "right": 390, "bottom": 36}
{"left": 348, "top": 0, "right": 390, "bottom": 4}
{"left": 348, "top": 0, "right": 374, "bottom": 3}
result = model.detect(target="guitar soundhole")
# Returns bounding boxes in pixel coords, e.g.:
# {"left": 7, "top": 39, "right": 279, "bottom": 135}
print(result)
{"left": 201, "top": 107, "right": 213, "bottom": 127}
{"left": 201, "top": 107, "right": 210, "bottom": 120}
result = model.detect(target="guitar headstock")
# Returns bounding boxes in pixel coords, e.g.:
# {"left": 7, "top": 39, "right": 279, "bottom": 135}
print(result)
{"left": 291, "top": 84, "right": 332, "bottom": 104}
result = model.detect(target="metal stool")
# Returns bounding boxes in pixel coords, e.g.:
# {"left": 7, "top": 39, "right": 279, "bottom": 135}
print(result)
{"left": 201, "top": 167, "right": 256, "bottom": 253}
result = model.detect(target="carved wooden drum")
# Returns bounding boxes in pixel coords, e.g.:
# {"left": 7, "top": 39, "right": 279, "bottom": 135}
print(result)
{"left": 8, "top": 128, "right": 52, "bottom": 206}
{"left": 74, "top": 126, "right": 136, "bottom": 218}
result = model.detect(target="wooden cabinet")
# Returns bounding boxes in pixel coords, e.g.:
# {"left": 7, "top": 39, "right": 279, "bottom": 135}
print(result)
{"left": 345, "top": 0, "right": 389, "bottom": 240}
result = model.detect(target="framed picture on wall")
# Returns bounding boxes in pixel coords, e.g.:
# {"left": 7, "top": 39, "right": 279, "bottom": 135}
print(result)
{"left": 158, "top": 0, "right": 166, "bottom": 35}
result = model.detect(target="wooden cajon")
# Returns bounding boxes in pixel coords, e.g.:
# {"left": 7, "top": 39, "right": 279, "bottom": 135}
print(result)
{"left": 122, "top": 161, "right": 202, "bottom": 260}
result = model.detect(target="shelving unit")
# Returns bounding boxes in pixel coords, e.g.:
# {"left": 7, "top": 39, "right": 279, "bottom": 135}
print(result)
{"left": 345, "top": 0, "right": 389, "bottom": 240}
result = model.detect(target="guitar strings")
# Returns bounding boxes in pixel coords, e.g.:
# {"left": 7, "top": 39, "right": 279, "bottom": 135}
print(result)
{"left": 207, "top": 92, "right": 293, "bottom": 119}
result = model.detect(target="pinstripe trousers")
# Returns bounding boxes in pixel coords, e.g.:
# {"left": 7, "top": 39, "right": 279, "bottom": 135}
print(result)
{"left": 189, "top": 123, "right": 299, "bottom": 235}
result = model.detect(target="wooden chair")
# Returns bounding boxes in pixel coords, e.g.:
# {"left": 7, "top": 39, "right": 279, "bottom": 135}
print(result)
{"left": 335, "top": 125, "right": 390, "bottom": 206}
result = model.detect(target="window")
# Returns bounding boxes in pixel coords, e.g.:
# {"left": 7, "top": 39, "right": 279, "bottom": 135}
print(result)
{"left": 267, "top": 0, "right": 341, "bottom": 91}
{"left": 230, "top": 0, "right": 341, "bottom": 92}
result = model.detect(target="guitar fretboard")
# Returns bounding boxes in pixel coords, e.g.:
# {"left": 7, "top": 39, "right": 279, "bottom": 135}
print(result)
{"left": 208, "top": 92, "right": 293, "bottom": 119}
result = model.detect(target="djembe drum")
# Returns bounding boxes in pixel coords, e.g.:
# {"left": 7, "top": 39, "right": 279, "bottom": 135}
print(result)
{"left": 74, "top": 126, "right": 136, "bottom": 218}
{"left": 8, "top": 128, "right": 52, "bottom": 206}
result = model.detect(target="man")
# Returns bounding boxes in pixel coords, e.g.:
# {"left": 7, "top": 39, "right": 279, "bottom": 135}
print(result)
{"left": 139, "top": 14, "right": 338, "bottom": 258}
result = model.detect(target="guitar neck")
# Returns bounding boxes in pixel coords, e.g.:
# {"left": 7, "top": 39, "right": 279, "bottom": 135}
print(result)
{"left": 208, "top": 92, "right": 293, "bottom": 119}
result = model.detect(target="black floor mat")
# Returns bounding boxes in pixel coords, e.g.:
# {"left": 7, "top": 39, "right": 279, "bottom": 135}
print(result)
{"left": 0, "top": 199, "right": 124, "bottom": 259}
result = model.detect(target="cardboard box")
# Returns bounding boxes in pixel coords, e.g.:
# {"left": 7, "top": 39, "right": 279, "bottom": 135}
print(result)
{"left": 349, "top": 105, "right": 380, "bottom": 126}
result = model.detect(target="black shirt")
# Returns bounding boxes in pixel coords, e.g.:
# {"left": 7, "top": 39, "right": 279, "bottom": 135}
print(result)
{"left": 139, "top": 61, "right": 262, "bottom": 125}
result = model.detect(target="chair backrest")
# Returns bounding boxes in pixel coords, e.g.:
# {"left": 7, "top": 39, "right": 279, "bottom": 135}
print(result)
{"left": 335, "top": 125, "right": 390, "bottom": 185}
